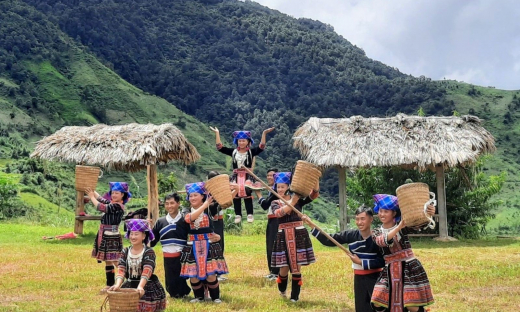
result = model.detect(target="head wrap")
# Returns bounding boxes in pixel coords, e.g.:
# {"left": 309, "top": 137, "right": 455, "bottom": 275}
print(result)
{"left": 125, "top": 219, "right": 155, "bottom": 242}
{"left": 232, "top": 130, "right": 254, "bottom": 146}
{"left": 273, "top": 172, "right": 291, "bottom": 192}
{"left": 102, "top": 182, "right": 132, "bottom": 204}
{"left": 373, "top": 194, "right": 401, "bottom": 222}
{"left": 185, "top": 182, "right": 206, "bottom": 200}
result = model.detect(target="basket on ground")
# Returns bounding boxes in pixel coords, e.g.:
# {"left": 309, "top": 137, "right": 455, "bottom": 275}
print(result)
{"left": 75, "top": 165, "right": 102, "bottom": 192}
{"left": 290, "top": 160, "right": 322, "bottom": 196}
{"left": 396, "top": 182, "right": 434, "bottom": 227}
{"left": 101, "top": 288, "right": 140, "bottom": 312}
{"left": 205, "top": 174, "right": 233, "bottom": 209}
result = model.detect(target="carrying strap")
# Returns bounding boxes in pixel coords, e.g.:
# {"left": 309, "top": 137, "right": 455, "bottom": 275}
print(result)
{"left": 423, "top": 192, "right": 437, "bottom": 230}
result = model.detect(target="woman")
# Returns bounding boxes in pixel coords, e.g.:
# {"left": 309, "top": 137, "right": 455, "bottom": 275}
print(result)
{"left": 371, "top": 194, "right": 435, "bottom": 312}
{"left": 86, "top": 182, "right": 131, "bottom": 292}
{"left": 109, "top": 219, "right": 167, "bottom": 312}
{"left": 211, "top": 126, "right": 275, "bottom": 223}
{"left": 270, "top": 172, "right": 319, "bottom": 302}
{"left": 179, "top": 182, "right": 229, "bottom": 303}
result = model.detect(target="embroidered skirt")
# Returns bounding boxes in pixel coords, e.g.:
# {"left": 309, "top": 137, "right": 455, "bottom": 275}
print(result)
{"left": 122, "top": 277, "right": 166, "bottom": 312}
{"left": 371, "top": 258, "right": 434, "bottom": 311}
{"left": 180, "top": 241, "right": 229, "bottom": 280}
{"left": 271, "top": 226, "right": 315, "bottom": 273}
{"left": 92, "top": 229, "right": 123, "bottom": 262}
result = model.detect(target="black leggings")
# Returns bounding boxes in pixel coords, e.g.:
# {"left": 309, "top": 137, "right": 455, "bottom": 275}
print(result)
{"left": 233, "top": 197, "right": 254, "bottom": 216}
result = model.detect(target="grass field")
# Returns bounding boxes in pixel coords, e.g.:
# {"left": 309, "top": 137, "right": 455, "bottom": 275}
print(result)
{"left": 0, "top": 222, "right": 519, "bottom": 312}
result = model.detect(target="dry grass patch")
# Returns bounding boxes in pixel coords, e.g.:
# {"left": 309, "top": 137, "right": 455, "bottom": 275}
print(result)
{"left": 0, "top": 223, "right": 519, "bottom": 311}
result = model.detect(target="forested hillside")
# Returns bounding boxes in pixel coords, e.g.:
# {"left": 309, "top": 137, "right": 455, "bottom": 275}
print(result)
{"left": 22, "top": 0, "right": 455, "bottom": 196}
{"left": 0, "top": 1, "right": 233, "bottom": 210}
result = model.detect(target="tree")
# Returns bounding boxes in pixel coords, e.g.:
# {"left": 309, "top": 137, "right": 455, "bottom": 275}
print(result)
{"left": 345, "top": 156, "right": 505, "bottom": 238}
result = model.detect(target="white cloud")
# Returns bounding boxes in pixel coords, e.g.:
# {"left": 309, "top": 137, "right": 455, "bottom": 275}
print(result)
{"left": 253, "top": 0, "right": 520, "bottom": 90}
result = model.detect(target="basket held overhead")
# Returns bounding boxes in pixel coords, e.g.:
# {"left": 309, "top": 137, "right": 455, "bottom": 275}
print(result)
{"left": 205, "top": 174, "right": 233, "bottom": 209}
{"left": 290, "top": 160, "right": 322, "bottom": 197}
{"left": 101, "top": 288, "right": 140, "bottom": 312}
{"left": 75, "top": 165, "right": 103, "bottom": 192}
{"left": 396, "top": 182, "right": 436, "bottom": 229}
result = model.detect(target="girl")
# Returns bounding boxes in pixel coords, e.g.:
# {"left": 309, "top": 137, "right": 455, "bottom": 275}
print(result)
{"left": 371, "top": 194, "right": 435, "bottom": 312}
{"left": 211, "top": 126, "right": 275, "bottom": 223}
{"left": 179, "top": 182, "right": 229, "bottom": 303}
{"left": 270, "top": 172, "right": 319, "bottom": 302}
{"left": 109, "top": 219, "right": 167, "bottom": 312}
{"left": 86, "top": 182, "right": 131, "bottom": 292}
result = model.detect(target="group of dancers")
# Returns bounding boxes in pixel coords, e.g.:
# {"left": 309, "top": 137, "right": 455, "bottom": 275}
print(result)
{"left": 86, "top": 127, "right": 435, "bottom": 312}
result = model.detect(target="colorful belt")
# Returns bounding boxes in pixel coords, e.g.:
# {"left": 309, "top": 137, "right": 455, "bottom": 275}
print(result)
{"left": 384, "top": 249, "right": 415, "bottom": 264}
{"left": 278, "top": 221, "right": 303, "bottom": 230}
{"left": 188, "top": 233, "right": 212, "bottom": 241}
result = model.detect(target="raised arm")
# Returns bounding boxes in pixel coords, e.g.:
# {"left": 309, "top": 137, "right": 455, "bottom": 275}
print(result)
{"left": 259, "top": 127, "right": 275, "bottom": 146}
{"left": 210, "top": 126, "right": 222, "bottom": 145}
{"left": 188, "top": 196, "right": 213, "bottom": 222}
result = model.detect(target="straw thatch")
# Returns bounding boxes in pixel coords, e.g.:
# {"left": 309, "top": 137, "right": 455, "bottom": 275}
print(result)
{"left": 31, "top": 123, "right": 200, "bottom": 171}
{"left": 293, "top": 114, "right": 495, "bottom": 170}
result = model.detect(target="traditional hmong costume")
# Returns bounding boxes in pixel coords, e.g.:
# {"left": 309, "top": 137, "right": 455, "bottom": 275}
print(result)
{"left": 270, "top": 172, "right": 318, "bottom": 301}
{"left": 216, "top": 130, "right": 265, "bottom": 218}
{"left": 371, "top": 194, "right": 434, "bottom": 312}
{"left": 258, "top": 183, "right": 280, "bottom": 277}
{"left": 311, "top": 227, "right": 384, "bottom": 312}
{"left": 151, "top": 210, "right": 191, "bottom": 298}
{"left": 92, "top": 182, "right": 130, "bottom": 287}
{"left": 118, "top": 219, "right": 166, "bottom": 312}
{"left": 208, "top": 201, "right": 225, "bottom": 253}
{"left": 179, "top": 182, "right": 229, "bottom": 301}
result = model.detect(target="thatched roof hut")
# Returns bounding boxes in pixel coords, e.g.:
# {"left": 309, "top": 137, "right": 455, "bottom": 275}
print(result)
{"left": 293, "top": 114, "right": 495, "bottom": 170}
{"left": 293, "top": 114, "right": 495, "bottom": 240}
{"left": 31, "top": 123, "right": 200, "bottom": 171}
{"left": 31, "top": 123, "right": 200, "bottom": 234}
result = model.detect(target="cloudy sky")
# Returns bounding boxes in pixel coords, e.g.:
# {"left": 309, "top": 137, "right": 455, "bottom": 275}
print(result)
{"left": 253, "top": 0, "right": 520, "bottom": 90}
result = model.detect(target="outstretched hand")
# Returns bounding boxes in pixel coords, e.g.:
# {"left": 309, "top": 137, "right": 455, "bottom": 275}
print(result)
{"left": 210, "top": 126, "right": 219, "bottom": 133}
{"left": 301, "top": 214, "right": 312, "bottom": 226}
{"left": 84, "top": 187, "right": 95, "bottom": 198}
{"left": 263, "top": 127, "right": 275, "bottom": 134}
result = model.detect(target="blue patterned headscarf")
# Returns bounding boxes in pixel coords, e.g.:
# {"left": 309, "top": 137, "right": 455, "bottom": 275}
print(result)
{"left": 185, "top": 182, "right": 206, "bottom": 200}
{"left": 273, "top": 172, "right": 291, "bottom": 192}
{"left": 232, "top": 130, "right": 254, "bottom": 146}
{"left": 125, "top": 219, "right": 155, "bottom": 242}
{"left": 102, "top": 182, "right": 132, "bottom": 204}
{"left": 373, "top": 194, "right": 401, "bottom": 222}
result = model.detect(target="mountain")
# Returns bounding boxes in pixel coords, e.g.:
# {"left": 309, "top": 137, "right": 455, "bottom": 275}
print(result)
{"left": 20, "top": 0, "right": 456, "bottom": 197}
{"left": 2, "top": 0, "right": 520, "bottom": 232}
{"left": 0, "top": 1, "right": 230, "bottom": 197}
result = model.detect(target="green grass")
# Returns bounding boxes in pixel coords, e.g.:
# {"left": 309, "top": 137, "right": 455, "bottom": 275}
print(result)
{"left": 0, "top": 222, "right": 519, "bottom": 311}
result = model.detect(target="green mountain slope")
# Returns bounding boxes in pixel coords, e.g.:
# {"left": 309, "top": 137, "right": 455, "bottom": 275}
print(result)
{"left": 445, "top": 81, "right": 520, "bottom": 233}
{"left": 22, "top": 0, "right": 456, "bottom": 197}
{"left": 0, "top": 1, "right": 227, "bottom": 174}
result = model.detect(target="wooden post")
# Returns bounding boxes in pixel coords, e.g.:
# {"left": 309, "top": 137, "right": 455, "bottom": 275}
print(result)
{"left": 338, "top": 167, "right": 349, "bottom": 231}
{"left": 74, "top": 190, "right": 84, "bottom": 235}
{"left": 147, "top": 165, "right": 159, "bottom": 225}
{"left": 436, "top": 165, "right": 449, "bottom": 239}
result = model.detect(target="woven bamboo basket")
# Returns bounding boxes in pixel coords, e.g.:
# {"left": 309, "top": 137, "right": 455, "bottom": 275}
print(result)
{"left": 396, "top": 182, "right": 434, "bottom": 227}
{"left": 290, "top": 160, "right": 322, "bottom": 196}
{"left": 101, "top": 289, "right": 140, "bottom": 312}
{"left": 75, "top": 165, "right": 102, "bottom": 192}
{"left": 205, "top": 174, "right": 233, "bottom": 209}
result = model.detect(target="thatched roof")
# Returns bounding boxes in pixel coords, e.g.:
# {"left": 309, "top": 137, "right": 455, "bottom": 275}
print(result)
{"left": 292, "top": 114, "right": 495, "bottom": 170}
{"left": 31, "top": 123, "right": 200, "bottom": 171}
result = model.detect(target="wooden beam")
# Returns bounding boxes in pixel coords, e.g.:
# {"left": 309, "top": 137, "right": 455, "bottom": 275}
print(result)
{"left": 338, "top": 167, "right": 348, "bottom": 231}
{"left": 436, "top": 165, "right": 448, "bottom": 238}
{"left": 147, "top": 165, "right": 159, "bottom": 225}
{"left": 74, "top": 190, "right": 84, "bottom": 235}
